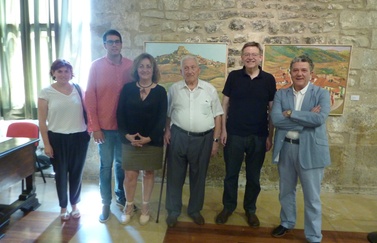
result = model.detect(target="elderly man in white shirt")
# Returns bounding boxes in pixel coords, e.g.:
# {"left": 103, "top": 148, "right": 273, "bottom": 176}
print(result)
{"left": 164, "top": 55, "right": 223, "bottom": 228}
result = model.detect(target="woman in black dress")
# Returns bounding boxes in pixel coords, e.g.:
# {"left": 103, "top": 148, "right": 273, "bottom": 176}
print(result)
{"left": 116, "top": 53, "right": 167, "bottom": 225}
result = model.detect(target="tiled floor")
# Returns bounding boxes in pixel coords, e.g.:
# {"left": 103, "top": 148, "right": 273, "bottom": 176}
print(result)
{"left": 2, "top": 174, "right": 377, "bottom": 242}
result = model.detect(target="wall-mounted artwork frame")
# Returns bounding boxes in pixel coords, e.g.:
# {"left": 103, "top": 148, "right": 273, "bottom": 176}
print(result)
{"left": 144, "top": 42, "right": 228, "bottom": 94}
{"left": 263, "top": 44, "right": 352, "bottom": 116}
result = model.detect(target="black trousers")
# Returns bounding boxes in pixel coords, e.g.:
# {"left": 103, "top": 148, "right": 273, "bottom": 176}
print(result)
{"left": 48, "top": 131, "right": 90, "bottom": 208}
{"left": 222, "top": 134, "right": 267, "bottom": 213}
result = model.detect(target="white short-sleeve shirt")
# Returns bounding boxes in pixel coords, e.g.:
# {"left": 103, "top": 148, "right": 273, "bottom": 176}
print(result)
{"left": 167, "top": 79, "right": 223, "bottom": 132}
{"left": 39, "top": 85, "right": 87, "bottom": 134}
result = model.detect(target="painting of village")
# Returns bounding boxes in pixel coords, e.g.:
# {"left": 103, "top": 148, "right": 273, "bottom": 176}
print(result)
{"left": 263, "top": 45, "right": 352, "bottom": 115}
{"left": 144, "top": 42, "right": 227, "bottom": 96}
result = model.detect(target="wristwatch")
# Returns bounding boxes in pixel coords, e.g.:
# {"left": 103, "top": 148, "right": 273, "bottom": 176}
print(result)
{"left": 286, "top": 110, "right": 292, "bottom": 117}
{"left": 213, "top": 138, "right": 219, "bottom": 143}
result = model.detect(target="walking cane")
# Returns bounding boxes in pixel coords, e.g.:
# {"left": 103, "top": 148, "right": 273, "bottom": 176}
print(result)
{"left": 156, "top": 144, "right": 169, "bottom": 223}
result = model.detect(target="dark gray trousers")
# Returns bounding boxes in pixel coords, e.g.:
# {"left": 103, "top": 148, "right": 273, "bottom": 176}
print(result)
{"left": 165, "top": 125, "right": 213, "bottom": 217}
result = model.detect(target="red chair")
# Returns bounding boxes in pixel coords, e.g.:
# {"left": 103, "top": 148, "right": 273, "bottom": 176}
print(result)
{"left": 6, "top": 122, "right": 46, "bottom": 183}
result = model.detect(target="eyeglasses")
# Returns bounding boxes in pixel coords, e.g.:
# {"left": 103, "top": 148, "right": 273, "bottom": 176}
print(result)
{"left": 242, "top": 53, "right": 261, "bottom": 58}
{"left": 104, "top": 40, "right": 122, "bottom": 45}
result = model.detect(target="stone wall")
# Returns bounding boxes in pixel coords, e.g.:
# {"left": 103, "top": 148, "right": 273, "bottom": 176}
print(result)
{"left": 85, "top": 0, "right": 377, "bottom": 193}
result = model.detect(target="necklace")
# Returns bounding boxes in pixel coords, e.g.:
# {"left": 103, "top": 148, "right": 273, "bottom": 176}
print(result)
{"left": 137, "top": 81, "right": 153, "bottom": 88}
{"left": 138, "top": 81, "right": 153, "bottom": 101}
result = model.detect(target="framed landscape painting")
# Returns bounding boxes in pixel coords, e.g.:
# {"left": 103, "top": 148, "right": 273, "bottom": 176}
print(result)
{"left": 263, "top": 44, "right": 352, "bottom": 115}
{"left": 144, "top": 42, "right": 228, "bottom": 95}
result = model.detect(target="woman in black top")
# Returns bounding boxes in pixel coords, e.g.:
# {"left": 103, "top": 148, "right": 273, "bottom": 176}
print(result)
{"left": 116, "top": 53, "right": 167, "bottom": 225}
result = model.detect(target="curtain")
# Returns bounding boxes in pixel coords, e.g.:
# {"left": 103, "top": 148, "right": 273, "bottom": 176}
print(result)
{"left": 0, "top": 0, "right": 90, "bottom": 120}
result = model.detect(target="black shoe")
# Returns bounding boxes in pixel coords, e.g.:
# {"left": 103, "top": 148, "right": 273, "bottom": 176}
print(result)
{"left": 189, "top": 213, "right": 205, "bottom": 225}
{"left": 368, "top": 231, "right": 377, "bottom": 243}
{"left": 166, "top": 215, "right": 178, "bottom": 228}
{"left": 271, "top": 225, "right": 289, "bottom": 237}
{"left": 245, "top": 212, "right": 260, "bottom": 228}
{"left": 116, "top": 199, "right": 125, "bottom": 208}
{"left": 215, "top": 209, "right": 232, "bottom": 224}
{"left": 99, "top": 205, "right": 110, "bottom": 223}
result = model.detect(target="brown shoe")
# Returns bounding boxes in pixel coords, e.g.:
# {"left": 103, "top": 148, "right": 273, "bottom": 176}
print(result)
{"left": 245, "top": 212, "right": 260, "bottom": 228}
{"left": 189, "top": 213, "right": 205, "bottom": 225}
{"left": 215, "top": 209, "right": 232, "bottom": 224}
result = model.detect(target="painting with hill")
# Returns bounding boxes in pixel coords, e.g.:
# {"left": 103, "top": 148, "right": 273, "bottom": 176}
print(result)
{"left": 263, "top": 44, "right": 352, "bottom": 116}
{"left": 144, "top": 42, "right": 228, "bottom": 97}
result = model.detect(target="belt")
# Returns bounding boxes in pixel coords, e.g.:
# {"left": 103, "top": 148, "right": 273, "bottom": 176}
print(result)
{"left": 284, "top": 137, "right": 299, "bottom": 144}
{"left": 172, "top": 124, "right": 212, "bottom": 137}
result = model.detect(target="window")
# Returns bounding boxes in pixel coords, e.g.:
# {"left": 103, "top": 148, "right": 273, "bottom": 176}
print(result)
{"left": 0, "top": 0, "right": 91, "bottom": 119}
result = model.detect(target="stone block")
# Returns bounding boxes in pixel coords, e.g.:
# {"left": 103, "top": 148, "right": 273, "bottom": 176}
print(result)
{"left": 340, "top": 11, "right": 373, "bottom": 28}
{"left": 229, "top": 19, "right": 246, "bottom": 31}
